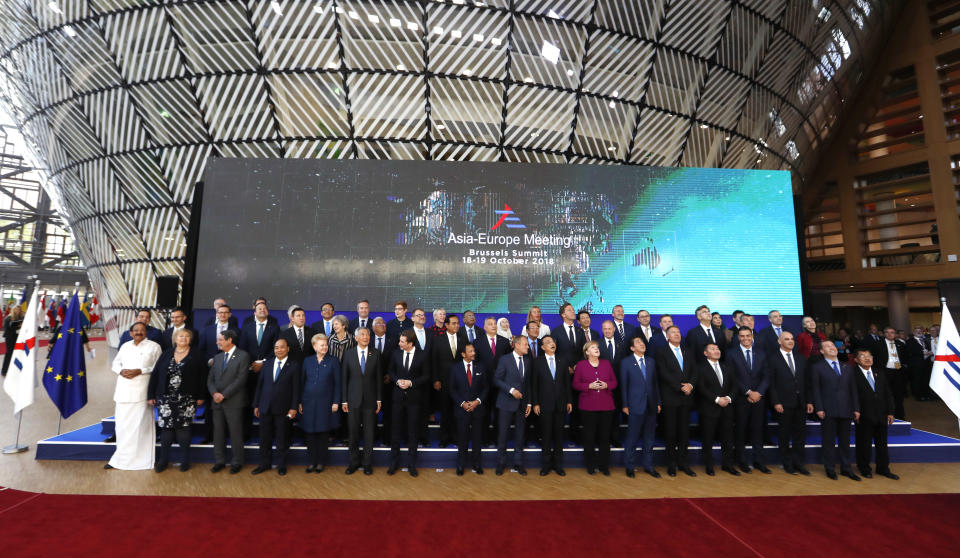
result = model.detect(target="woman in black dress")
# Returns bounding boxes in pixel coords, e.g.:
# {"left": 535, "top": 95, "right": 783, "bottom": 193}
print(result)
{"left": 148, "top": 328, "right": 205, "bottom": 472}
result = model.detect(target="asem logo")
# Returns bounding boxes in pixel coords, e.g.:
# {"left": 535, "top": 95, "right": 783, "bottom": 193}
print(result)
{"left": 491, "top": 203, "right": 526, "bottom": 230}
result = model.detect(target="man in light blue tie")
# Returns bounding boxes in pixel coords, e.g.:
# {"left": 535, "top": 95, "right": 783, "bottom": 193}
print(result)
{"left": 251, "top": 338, "right": 301, "bottom": 476}
{"left": 310, "top": 302, "right": 335, "bottom": 338}
{"left": 654, "top": 325, "right": 698, "bottom": 477}
{"left": 342, "top": 328, "right": 381, "bottom": 475}
{"left": 621, "top": 337, "right": 660, "bottom": 478}
{"left": 811, "top": 340, "right": 860, "bottom": 481}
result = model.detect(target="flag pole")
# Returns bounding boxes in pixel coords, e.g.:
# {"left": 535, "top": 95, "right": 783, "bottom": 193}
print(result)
{"left": 2, "top": 410, "right": 28, "bottom": 454}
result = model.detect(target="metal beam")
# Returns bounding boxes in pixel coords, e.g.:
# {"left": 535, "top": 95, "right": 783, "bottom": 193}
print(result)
{"left": 0, "top": 247, "right": 28, "bottom": 266}
{"left": 0, "top": 165, "right": 32, "bottom": 180}
{"left": 40, "top": 250, "right": 78, "bottom": 268}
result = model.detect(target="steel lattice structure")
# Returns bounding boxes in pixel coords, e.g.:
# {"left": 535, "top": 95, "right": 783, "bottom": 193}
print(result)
{"left": 0, "top": 0, "right": 896, "bottom": 341}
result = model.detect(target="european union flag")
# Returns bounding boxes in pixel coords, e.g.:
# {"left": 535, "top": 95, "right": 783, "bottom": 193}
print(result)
{"left": 42, "top": 292, "right": 87, "bottom": 418}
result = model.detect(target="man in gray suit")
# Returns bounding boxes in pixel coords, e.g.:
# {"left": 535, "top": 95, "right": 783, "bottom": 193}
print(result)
{"left": 207, "top": 329, "right": 251, "bottom": 474}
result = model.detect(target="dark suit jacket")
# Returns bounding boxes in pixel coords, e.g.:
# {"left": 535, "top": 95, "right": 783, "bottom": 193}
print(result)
{"left": 725, "top": 344, "right": 770, "bottom": 398}
{"left": 206, "top": 348, "right": 251, "bottom": 409}
{"left": 120, "top": 325, "right": 163, "bottom": 347}
{"left": 242, "top": 314, "right": 278, "bottom": 328}
{"left": 620, "top": 354, "right": 659, "bottom": 415}
{"left": 634, "top": 325, "right": 661, "bottom": 346}
{"left": 161, "top": 326, "right": 198, "bottom": 352}
{"left": 554, "top": 322, "right": 587, "bottom": 366}
{"left": 311, "top": 319, "right": 335, "bottom": 337}
{"left": 697, "top": 360, "right": 739, "bottom": 417}
{"left": 853, "top": 366, "right": 895, "bottom": 424}
{"left": 526, "top": 337, "right": 542, "bottom": 360}
{"left": 411, "top": 328, "right": 433, "bottom": 355}
{"left": 431, "top": 332, "right": 464, "bottom": 384}
{"left": 147, "top": 347, "right": 205, "bottom": 401}
{"left": 238, "top": 319, "right": 281, "bottom": 362}
{"left": 386, "top": 317, "right": 414, "bottom": 340}
{"left": 612, "top": 320, "right": 635, "bottom": 345}
{"left": 870, "top": 338, "right": 909, "bottom": 373}
{"left": 457, "top": 325, "right": 485, "bottom": 347}
{"left": 198, "top": 323, "right": 232, "bottom": 361}
{"left": 348, "top": 316, "right": 375, "bottom": 334}
{"left": 810, "top": 359, "right": 859, "bottom": 418}
{"left": 684, "top": 324, "right": 726, "bottom": 362}
{"left": 253, "top": 357, "right": 302, "bottom": 415}
{"left": 388, "top": 348, "right": 430, "bottom": 404}
{"left": 279, "top": 325, "right": 317, "bottom": 363}
{"left": 647, "top": 329, "right": 672, "bottom": 354}
{"left": 768, "top": 350, "right": 809, "bottom": 409}
{"left": 531, "top": 354, "right": 571, "bottom": 412}
{"left": 203, "top": 315, "right": 239, "bottom": 330}
{"left": 494, "top": 352, "right": 532, "bottom": 412}
{"left": 371, "top": 334, "right": 396, "bottom": 377}
{"left": 655, "top": 344, "right": 698, "bottom": 407}
{"left": 449, "top": 360, "right": 488, "bottom": 407}
{"left": 599, "top": 336, "right": 626, "bottom": 372}
{"left": 341, "top": 345, "right": 382, "bottom": 408}
{"left": 474, "top": 334, "right": 512, "bottom": 376}
{"left": 756, "top": 325, "right": 789, "bottom": 357}
{"left": 904, "top": 336, "right": 929, "bottom": 369}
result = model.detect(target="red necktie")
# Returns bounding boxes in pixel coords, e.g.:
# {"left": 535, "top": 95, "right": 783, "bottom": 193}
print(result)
{"left": 490, "top": 337, "right": 495, "bottom": 355}
{"left": 466, "top": 362, "right": 472, "bottom": 387}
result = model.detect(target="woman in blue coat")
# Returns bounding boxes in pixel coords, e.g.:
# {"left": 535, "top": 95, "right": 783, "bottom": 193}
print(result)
{"left": 299, "top": 334, "right": 340, "bottom": 472}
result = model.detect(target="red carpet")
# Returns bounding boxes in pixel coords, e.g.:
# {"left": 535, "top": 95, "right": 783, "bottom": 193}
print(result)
{"left": 0, "top": 490, "right": 955, "bottom": 557}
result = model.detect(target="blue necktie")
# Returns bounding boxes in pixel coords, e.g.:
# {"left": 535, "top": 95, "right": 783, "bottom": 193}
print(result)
{"left": 775, "top": 327, "right": 782, "bottom": 337}
{"left": 674, "top": 346, "right": 683, "bottom": 368}
{"left": 639, "top": 358, "right": 646, "bottom": 381}
{"left": 607, "top": 339, "right": 614, "bottom": 358}
{"left": 325, "top": 321, "right": 331, "bottom": 336}
{"left": 832, "top": 361, "right": 841, "bottom": 376}
{"left": 468, "top": 328, "right": 474, "bottom": 342}
{"left": 257, "top": 322, "right": 263, "bottom": 344}
{"left": 360, "top": 350, "right": 366, "bottom": 374}
{"left": 866, "top": 370, "right": 876, "bottom": 391}
{"left": 376, "top": 337, "right": 382, "bottom": 353}
{"left": 518, "top": 357, "right": 524, "bottom": 378}
{"left": 273, "top": 360, "right": 281, "bottom": 381}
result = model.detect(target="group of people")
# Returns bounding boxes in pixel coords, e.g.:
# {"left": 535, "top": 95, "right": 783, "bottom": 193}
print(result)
{"left": 104, "top": 298, "right": 911, "bottom": 482}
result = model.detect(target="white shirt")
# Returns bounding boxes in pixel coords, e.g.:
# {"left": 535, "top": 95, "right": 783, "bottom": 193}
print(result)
{"left": 634, "top": 354, "right": 646, "bottom": 369}
{"left": 641, "top": 325, "right": 652, "bottom": 340}
{"left": 216, "top": 320, "right": 229, "bottom": 335}
{"left": 780, "top": 349, "right": 795, "bottom": 370}
{"left": 111, "top": 339, "right": 162, "bottom": 403}
{"left": 701, "top": 324, "right": 715, "bottom": 340}
{"left": 886, "top": 340, "right": 900, "bottom": 368}
{"left": 356, "top": 345, "right": 369, "bottom": 362}
{"left": 708, "top": 358, "right": 728, "bottom": 404}
{"left": 447, "top": 332, "right": 458, "bottom": 356}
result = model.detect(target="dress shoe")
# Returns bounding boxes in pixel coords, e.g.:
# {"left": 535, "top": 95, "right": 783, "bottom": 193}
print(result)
{"left": 386, "top": 465, "right": 397, "bottom": 476}
{"left": 251, "top": 466, "right": 267, "bottom": 475}
{"left": 826, "top": 469, "right": 838, "bottom": 480}
{"left": 625, "top": 469, "right": 635, "bottom": 478}
{"left": 878, "top": 471, "right": 899, "bottom": 480}
{"left": 754, "top": 463, "right": 771, "bottom": 474}
{"left": 364, "top": 467, "right": 373, "bottom": 475}
{"left": 306, "top": 465, "right": 316, "bottom": 473}
{"left": 586, "top": 468, "right": 596, "bottom": 475}
{"left": 104, "top": 435, "right": 116, "bottom": 443}
{"left": 861, "top": 470, "right": 873, "bottom": 478}
{"left": 229, "top": 465, "right": 242, "bottom": 474}
{"left": 515, "top": 466, "right": 527, "bottom": 476}
{"left": 409, "top": 467, "right": 418, "bottom": 477}
{"left": 738, "top": 463, "right": 753, "bottom": 474}
{"left": 841, "top": 470, "right": 861, "bottom": 482}
{"left": 784, "top": 466, "right": 798, "bottom": 475}
{"left": 179, "top": 463, "right": 190, "bottom": 472}
{"left": 553, "top": 466, "right": 566, "bottom": 476}
{"left": 103, "top": 463, "right": 114, "bottom": 470}
{"left": 495, "top": 465, "right": 504, "bottom": 476}
{"left": 278, "top": 467, "right": 287, "bottom": 476}
{"left": 705, "top": 466, "right": 716, "bottom": 476}
{"left": 795, "top": 466, "right": 811, "bottom": 476}
{"left": 456, "top": 467, "right": 464, "bottom": 476}
{"left": 667, "top": 465, "right": 677, "bottom": 477}
{"left": 345, "top": 465, "right": 359, "bottom": 475}
{"left": 315, "top": 465, "right": 324, "bottom": 473}
{"left": 722, "top": 466, "right": 741, "bottom": 476}
{"left": 155, "top": 462, "right": 168, "bottom": 473}
{"left": 645, "top": 468, "right": 661, "bottom": 479}
{"left": 540, "top": 468, "right": 551, "bottom": 476}
{"left": 210, "top": 463, "right": 226, "bottom": 473}
{"left": 680, "top": 465, "right": 697, "bottom": 477}
{"left": 473, "top": 466, "right": 484, "bottom": 475}
{"left": 599, "top": 468, "right": 610, "bottom": 476}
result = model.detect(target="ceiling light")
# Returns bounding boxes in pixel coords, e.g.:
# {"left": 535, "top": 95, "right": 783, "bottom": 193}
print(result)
{"left": 335, "top": 7, "right": 344, "bottom": 14}
{"left": 608, "top": 101, "right": 615, "bottom": 108}
{"left": 368, "top": 14, "right": 380, "bottom": 24}
{"left": 547, "top": 9, "right": 561, "bottom": 19}
{"left": 436, "top": 124, "right": 446, "bottom": 130}
{"left": 725, "top": 136, "right": 730, "bottom": 140}
{"left": 396, "top": 63, "right": 406, "bottom": 71}
{"left": 541, "top": 40, "right": 560, "bottom": 64}
{"left": 390, "top": 18, "right": 402, "bottom": 27}
{"left": 473, "top": 33, "right": 484, "bottom": 42}
{"left": 451, "top": 29, "right": 462, "bottom": 39}
{"left": 270, "top": 1, "right": 282, "bottom": 15}
{"left": 159, "top": 109, "right": 171, "bottom": 118}
{"left": 699, "top": 124, "right": 708, "bottom": 129}
{"left": 463, "top": 69, "right": 472, "bottom": 75}
{"left": 490, "top": 37, "right": 502, "bottom": 46}
{"left": 612, "top": 90, "right": 619, "bottom": 97}
{"left": 63, "top": 25, "right": 76, "bottom": 37}
{"left": 530, "top": 131, "right": 539, "bottom": 137}
{"left": 433, "top": 26, "right": 444, "bottom": 35}
{"left": 406, "top": 21, "right": 418, "bottom": 31}
{"left": 607, "top": 146, "right": 616, "bottom": 151}
{"left": 348, "top": 11, "right": 360, "bottom": 20}
{"left": 566, "top": 69, "right": 574, "bottom": 76}
{"left": 523, "top": 76, "right": 534, "bottom": 83}
{"left": 47, "top": 1, "right": 62, "bottom": 14}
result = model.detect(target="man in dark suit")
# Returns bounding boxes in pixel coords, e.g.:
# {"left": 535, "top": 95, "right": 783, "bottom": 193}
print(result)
{"left": 494, "top": 335, "right": 532, "bottom": 475}
{"left": 238, "top": 301, "right": 280, "bottom": 365}
{"left": 387, "top": 330, "right": 429, "bottom": 476}
{"left": 279, "top": 307, "right": 315, "bottom": 364}
{"left": 611, "top": 305, "right": 635, "bottom": 345}
{"left": 755, "top": 309, "right": 789, "bottom": 357}
{"left": 577, "top": 310, "right": 600, "bottom": 344}
{"left": 371, "top": 317, "right": 397, "bottom": 444}
{"left": 852, "top": 349, "right": 899, "bottom": 480}
{"left": 599, "top": 320, "right": 626, "bottom": 371}
{"left": 870, "top": 326, "right": 909, "bottom": 419}
{"left": 698, "top": 343, "right": 739, "bottom": 476}
{"left": 554, "top": 303, "right": 586, "bottom": 368}
{"left": 475, "top": 316, "right": 513, "bottom": 445}
{"left": 685, "top": 304, "right": 726, "bottom": 363}
{"left": 458, "top": 310, "right": 484, "bottom": 346}
{"left": 119, "top": 308, "right": 164, "bottom": 346}
{"left": 207, "top": 330, "right": 250, "bottom": 474}
{"left": 449, "top": 343, "right": 488, "bottom": 475}
{"left": 341, "top": 328, "right": 382, "bottom": 475}
{"left": 655, "top": 325, "right": 698, "bottom": 477}
{"left": 531, "top": 335, "right": 571, "bottom": 476}
{"left": 430, "top": 315, "right": 463, "bottom": 447}
{"left": 161, "top": 308, "right": 198, "bottom": 351}
{"left": 348, "top": 299, "right": 374, "bottom": 335}
{"left": 634, "top": 309, "right": 660, "bottom": 347}
{"left": 646, "top": 313, "right": 673, "bottom": 355}
{"left": 252, "top": 338, "right": 301, "bottom": 476}
{"left": 621, "top": 336, "right": 660, "bottom": 478}
{"left": 310, "top": 302, "right": 336, "bottom": 337}
{"left": 905, "top": 325, "right": 932, "bottom": 401}
{"left": 725, "top": 327, "right": 771, "bottom": 474}
{"left": 199, "top": 305, "right": 235, "bottom": 366}
{"left": 811, "top": 340, "right": 861, "bottom": 481}
{"left": 386, "top": 300, "right": 414, "bottom": 340}
{"left": 240, "top": 297, "right": 278, "bottom": 329}
{"left": 409, "top": 308, "right": 431, "bottom": 353}
{"left": 200, "top": 298, "right": 239, "bottom": 330}
{"left": 525, "top": 321, "right": 542, "bottom": 359}
{"left": 768, "top": 331, "right": 812, "bottom": 475}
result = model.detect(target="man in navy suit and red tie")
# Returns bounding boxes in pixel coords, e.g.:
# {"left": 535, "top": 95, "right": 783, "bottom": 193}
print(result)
{"left": 252, "top": 338, "right": 301, "bottom": 476}
{"left": 449, "top": 343, "right": 488, "bottom": 475}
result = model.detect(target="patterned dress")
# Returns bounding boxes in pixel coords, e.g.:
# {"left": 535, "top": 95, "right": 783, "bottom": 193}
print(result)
{"left": 327, "top": 332, "right": 355, "bottom": 362}
{"left": 156, "top": 358, "right": 196, "bottom": 429}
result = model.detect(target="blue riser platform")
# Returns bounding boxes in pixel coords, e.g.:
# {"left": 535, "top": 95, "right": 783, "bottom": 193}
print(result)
{"left": 36, "top": 422, "right": 960, "bottom": 467}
